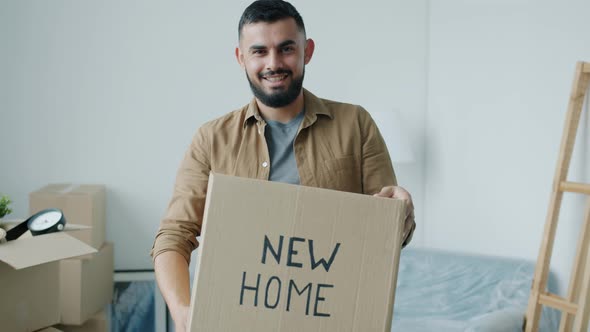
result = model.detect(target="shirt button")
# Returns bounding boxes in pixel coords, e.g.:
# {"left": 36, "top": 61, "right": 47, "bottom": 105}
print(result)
{"left": 262, "top": 161, "right": 268, "bottom": 168}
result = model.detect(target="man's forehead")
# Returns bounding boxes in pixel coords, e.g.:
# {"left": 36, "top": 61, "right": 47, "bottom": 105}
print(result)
{"left": 239, "top": 18, "right": 304, "bottom": 46}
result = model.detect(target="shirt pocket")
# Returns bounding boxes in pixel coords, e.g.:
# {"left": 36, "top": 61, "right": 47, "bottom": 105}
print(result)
{"left": 319, "top": 155, "right": 361, "bottom": 193}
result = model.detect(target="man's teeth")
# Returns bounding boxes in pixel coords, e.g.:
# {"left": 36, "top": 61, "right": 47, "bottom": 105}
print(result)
{"left": 264, "top": 75, "right": 288, "bottom": 82}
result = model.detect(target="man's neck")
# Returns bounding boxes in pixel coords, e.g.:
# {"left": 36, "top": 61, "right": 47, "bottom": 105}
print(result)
{"left": 256, "top": 91, "right": 305, "bottom": 124}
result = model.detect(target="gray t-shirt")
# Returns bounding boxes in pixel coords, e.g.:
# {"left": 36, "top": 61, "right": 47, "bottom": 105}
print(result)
{"left": 264, "top": 110, "right": 305, "bottom": 185}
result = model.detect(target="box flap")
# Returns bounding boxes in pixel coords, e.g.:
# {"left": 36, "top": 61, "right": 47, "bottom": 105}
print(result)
{"left": 0, "top": 232, "right": 97, "bottom": 269}
{"left": 62, "top": 224, "right": 92, "bottom": 231}
{"left": 37, "top": 327, "right": 64, "bottom": 332}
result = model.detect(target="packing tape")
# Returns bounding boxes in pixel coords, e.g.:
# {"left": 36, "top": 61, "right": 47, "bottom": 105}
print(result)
{"left": 56, "top": 184, "right": 81, "bottom": 194}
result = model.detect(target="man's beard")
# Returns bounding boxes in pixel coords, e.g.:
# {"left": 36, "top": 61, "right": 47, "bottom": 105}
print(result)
{"left": 246, "top": 68, "right": 305, "bottom": 108}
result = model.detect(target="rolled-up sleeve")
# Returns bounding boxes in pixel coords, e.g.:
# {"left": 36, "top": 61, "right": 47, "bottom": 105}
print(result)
{"left": 151, "top": 126, "right": 211, "bottom": 264}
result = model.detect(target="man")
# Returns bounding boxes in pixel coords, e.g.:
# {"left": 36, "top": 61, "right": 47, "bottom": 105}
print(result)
{"left": 151, "top": 1, "right": 416, "bottom": 331}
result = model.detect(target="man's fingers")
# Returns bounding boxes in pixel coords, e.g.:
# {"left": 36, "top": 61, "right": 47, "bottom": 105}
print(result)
{"left": 390, "top": 186, "right": 411, "bottom": 201}
{"left": 374, "top": 186, "right": 414, "bottom": 219}
{"left": 374, "top": 186, "right": 412, "bottom": 201}
{"left": 373, "top": 186, "right": 394, "bottom": 198}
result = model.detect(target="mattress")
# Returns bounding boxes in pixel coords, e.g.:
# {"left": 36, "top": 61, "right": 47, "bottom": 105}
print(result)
{"left": 392, "top": 248, "right": 560, "bottom": 332}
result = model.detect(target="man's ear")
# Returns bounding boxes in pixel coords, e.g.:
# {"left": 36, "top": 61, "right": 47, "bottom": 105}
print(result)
{"left": 235, "top": 47, "right": 245, "bottom": 68}
{"left": 304, "top": 38, "right": 315, "bottom": 65}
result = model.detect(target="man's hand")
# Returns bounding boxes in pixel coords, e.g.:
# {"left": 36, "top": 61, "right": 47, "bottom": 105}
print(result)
{"left": 373, "top": 186, "right": 416, "bottom": 247}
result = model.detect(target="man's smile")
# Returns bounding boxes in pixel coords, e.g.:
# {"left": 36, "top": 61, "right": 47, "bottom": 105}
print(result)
{"left": 262, "top": 74, "right": 289, "bottom": 82}
{"left": 259, "top": 70, "right": 292, "bottom": 86}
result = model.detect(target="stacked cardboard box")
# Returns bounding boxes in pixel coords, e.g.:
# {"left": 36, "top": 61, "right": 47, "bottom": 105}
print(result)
{"left": 58, "top": 243, "right": 113, "bottom": 326}
{"left": 0, "top": 225, "right": 97, "bottom": 332}
{"left": 53, "top": 310, "right": 110, "bottom": 332}
{"left": 29, "top": 184, "right": 113, "bottom": 331}
{"left": 30, "top": 184, "right": 106, "bottom": 249}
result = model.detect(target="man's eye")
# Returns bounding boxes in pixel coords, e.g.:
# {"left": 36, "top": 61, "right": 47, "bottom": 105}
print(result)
{"left": 282, "top": 46, "right": 294, "bottom": 52}
{"left": 252, "top": 50, "right": 266, "bottom": 55}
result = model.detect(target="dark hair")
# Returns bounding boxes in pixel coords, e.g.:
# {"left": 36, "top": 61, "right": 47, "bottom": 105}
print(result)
{"left": 238, "top": 0, "right": 306, "bottom": 39}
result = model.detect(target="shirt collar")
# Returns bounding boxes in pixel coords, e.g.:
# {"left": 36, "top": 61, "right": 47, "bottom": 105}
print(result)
{"left": 243, "top": 88, "right": 334, "bottom": 128}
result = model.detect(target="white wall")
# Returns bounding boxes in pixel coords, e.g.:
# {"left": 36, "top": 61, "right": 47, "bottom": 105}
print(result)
{"left": 425, "top": 0, "right": 590, "bottom": 293}
{"left": 3, "top": 0, "right": 589, "bottom": 305}
{"left": 0, "top": 1, "right": 428, "bottom": 270}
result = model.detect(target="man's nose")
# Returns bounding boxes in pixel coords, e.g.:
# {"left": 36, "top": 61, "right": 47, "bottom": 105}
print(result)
{"left": 266, "top": 50, "right": 283, "bottom": 71}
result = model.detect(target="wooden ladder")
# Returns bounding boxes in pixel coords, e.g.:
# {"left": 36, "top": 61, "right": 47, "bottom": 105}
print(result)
{"left": 525, "top": 61, "right": 590, "bottom": 332}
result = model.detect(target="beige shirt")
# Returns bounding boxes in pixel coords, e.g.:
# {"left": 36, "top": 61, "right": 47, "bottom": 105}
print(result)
{"left": 151, "top": 89, "right": 415, "bottom": 263}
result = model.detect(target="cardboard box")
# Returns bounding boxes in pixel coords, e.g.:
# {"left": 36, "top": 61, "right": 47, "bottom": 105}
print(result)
{"left": 59, "top": 242, "right": 114, "bottom": 325}
{"left": 1, "top": 261, "right": 59, "bottom": 332}
{"left": 0, "top": 225, "right": 97, "bottom": 332}
{"left": 30, "top": 184, "right": 106, "bottom": 249}
{"left": 54, "top": 310, "right": 109, "bottom": 332}
{"left": 36, "top": 327, "right": 64, "bottom": 332}
{"left": 188, "top": 173, "right": 406, "bottom": 332}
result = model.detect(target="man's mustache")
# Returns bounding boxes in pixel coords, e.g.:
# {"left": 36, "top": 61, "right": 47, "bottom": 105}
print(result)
{"left": 258, "top": 69, "right": 292, "bottom": 78}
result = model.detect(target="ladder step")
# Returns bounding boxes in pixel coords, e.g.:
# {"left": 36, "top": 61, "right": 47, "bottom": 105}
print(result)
{"left": 538, "top": 293, "right": 578, "bottom": 314}
{"left": 559, "top": 181, "right": 590, "bottom": 195}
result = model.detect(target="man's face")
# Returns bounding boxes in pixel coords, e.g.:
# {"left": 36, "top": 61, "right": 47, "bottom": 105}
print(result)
{"left": 236, "top": 18, "right": 314, "bottom": 108}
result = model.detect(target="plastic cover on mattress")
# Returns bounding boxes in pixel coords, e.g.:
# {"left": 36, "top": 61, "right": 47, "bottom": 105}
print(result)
{"left": 392, "top": 248, "right": 560, "bottom": 332}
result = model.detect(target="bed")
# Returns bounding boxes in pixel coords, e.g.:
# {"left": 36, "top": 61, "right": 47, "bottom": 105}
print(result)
{"left": 392, "top": 248, "right": 560, "bottom": 331}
